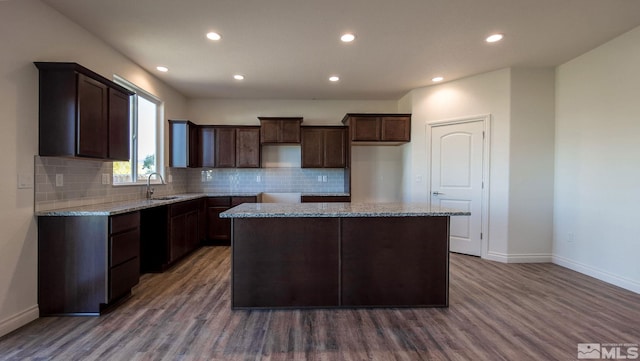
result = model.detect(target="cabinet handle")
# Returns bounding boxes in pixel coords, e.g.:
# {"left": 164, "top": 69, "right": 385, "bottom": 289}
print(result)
{"left": 432, "top": 191, "right": 445, "bottom": 196}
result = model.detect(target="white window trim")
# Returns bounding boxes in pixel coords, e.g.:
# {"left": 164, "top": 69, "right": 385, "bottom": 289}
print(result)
{"left": 112, "top": 75, "right": 165, "bottom": 186}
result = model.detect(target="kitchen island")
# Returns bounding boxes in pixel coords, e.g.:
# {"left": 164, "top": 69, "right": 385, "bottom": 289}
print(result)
{"left": 220, "top": 202, "right": 470, "bottom": 309}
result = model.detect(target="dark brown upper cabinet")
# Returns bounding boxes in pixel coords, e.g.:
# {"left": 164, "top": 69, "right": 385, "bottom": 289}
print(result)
{"left": 35, "top": 62, "right": 133, "bottom": 160}
{"left": 341, "top": 113, "right": 411, "bottom": 145}
{"left": 169, "top": 120, "right": 200, "bottom": 168}
{"left": 200, "top": 126, "right": 216, "bottom": 168}
{"left": 214, "top": 127, "right": 236, "bottom": 168}
{"left": 301, "top": 126, "right": 347, "bottom": 168}
{"left": 258, "top": 117, "right": 303, "bottom": 144}
{"left": 200, "top": 126, "right": 261, "bottom": 168}
{"left": 235, "top": 127, "right": 261, "bottom": 168}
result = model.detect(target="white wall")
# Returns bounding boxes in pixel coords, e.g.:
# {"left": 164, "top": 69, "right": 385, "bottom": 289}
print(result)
{"left": 402, "top": 68, "right": 556, "bottom": 263}
{"left": 187, "top": 99, "right": 397, "bottom": 126}
{"left": 554, "top": 26, "right": 640, "bottom": 293}
{"left": 508, "top": 68, "right": 555, "bottom": 260}
{"left": 402, "top": 69, "right": 512, "bottom": 260}
{"left": 0, "top": 0, "right": 187, "bottom": 336}
{"left": 188, "top": 99, "right": 402, "bottom": 202}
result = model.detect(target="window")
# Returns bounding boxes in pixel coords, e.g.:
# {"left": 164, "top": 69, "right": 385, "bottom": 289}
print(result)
{"left": 112, "top": 76, "right": 164, "bottom": 185}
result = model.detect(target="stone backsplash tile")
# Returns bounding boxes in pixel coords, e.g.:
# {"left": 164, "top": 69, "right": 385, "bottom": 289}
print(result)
{"left": 187, "top": 168, "right": 346, "bottom": 194}
{"left": 34, "top": 156, "right": 188, "bottom": 211}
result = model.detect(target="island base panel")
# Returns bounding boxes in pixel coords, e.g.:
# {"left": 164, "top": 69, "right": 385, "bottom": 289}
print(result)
{"left": 341, "top": 216, "right": 449, "bottom": 307}
{"left": 232, "top": 218, "right": 340, "bottom": 308}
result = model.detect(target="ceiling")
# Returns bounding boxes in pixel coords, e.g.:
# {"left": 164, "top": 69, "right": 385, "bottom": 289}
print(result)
{"left": 42, "top": 0, "right": 640, "bottom": 100}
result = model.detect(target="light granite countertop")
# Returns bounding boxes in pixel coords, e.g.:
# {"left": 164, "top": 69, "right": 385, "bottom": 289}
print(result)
{"left": 220, "top": 202, "right": 470, "bottom": 218}
{"left": 35, "top": 193, "right": 261, "bottom": 216}
{"left": 34, "top": 192, "right": 355, "bottom": 216}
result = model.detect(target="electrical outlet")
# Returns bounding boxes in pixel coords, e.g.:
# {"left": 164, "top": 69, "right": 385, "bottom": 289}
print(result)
{"left": 567, "top": 232, "right": 575, "bottom": 243}
{"left": 416, "top": 175, "right": 423, "bottom": 183}
{"left": 55, "top": 174, "right": 63, "bottom": 187}
{"left": 101, "top": 173, "right": 110, "bottom": 185}
{"left": 322, "top": 175, "right": 328, "bottom": 183}
{"left": 168, "top": 174, "right": 173, "bottom": 183}
{"left": 256, "top": 175, "right": 262, "bottom": 183}
{"left": 317, "top": 175, "right": 322, "bottom": 182}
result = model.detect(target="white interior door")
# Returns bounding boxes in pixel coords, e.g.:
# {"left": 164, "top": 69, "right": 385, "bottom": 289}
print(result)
{"left": 430, "top": 120, "right": 484, "bottom": 256}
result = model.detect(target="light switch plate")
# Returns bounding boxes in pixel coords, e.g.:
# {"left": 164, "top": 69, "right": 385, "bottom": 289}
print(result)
{"left": 18, "top": 174, "right": 34, "bottom": 189}
{"left": 55, "top": 174, "right": 63, "bottom": 187}
{"left": 101, "top": 173, "right": 110, "bottom": 185}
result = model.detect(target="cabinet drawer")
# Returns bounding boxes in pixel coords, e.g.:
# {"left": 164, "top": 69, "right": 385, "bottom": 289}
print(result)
{"left": 231, "top": 196, "right": 257, "bottom": 206}
{"left": 110, "top": 229, "right": 140, "bottom": 267}
{"left": 109, "top": 257, "right": 140, "bottom": 302}
{"left": 170, "top": 199, "right": 201, "bottom": 216}
{"left": 110, "top": 212, "right": 140, "bottom": 234}
{"left": 207, "top": 197, "right": 231, "bottom": 207}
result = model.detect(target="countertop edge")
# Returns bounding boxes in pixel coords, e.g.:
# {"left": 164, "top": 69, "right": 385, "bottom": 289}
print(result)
{"left": 220, "top": 212, "right": 470, "bottom": 218}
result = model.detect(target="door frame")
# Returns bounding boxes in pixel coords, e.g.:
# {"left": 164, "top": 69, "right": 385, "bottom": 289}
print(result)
{"left": 426, "top": 114, "right": 491, "bottom": 259}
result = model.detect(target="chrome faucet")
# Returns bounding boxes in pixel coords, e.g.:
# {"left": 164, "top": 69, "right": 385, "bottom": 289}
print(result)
{"left": 146, "top": 172, "right": 165, "bottom": 199}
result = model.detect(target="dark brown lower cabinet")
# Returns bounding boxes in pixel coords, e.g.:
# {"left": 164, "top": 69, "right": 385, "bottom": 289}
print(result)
{"left": 206, "top": 196, "right": 258, "bottom": 244}
{"left": 141, "top": 199, "right": 204, "bottom": 273}
{"left": 301, "top": 195, "right": 351, "bottom": 202}
{"left": 231, "top": 215, "right": 449, "bottom": 309}
{"left": 38, "top": 211, "right": 140, "bottom": 316}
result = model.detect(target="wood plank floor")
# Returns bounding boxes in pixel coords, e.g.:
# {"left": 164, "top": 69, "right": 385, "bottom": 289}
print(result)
{"left": 1, "top": 246, "right": 638, "bottom": 361}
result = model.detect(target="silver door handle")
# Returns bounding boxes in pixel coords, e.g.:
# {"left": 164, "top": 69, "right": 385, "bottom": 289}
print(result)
{"left": 432, "top": 191, "right": 445, "bottom": 195}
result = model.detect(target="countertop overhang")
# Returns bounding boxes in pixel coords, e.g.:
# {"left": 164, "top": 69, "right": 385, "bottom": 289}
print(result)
{"left": 220, "top": 202, "right": 470, "bottom": 218}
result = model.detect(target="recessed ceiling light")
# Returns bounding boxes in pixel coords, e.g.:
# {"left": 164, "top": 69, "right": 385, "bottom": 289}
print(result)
{"left": 206, "top": 32, "right": 222, "bottom": 41}
{"left": 340, "top": 33, "right": 356, "bottom": 42}
{"left": 486, "top": 33, "right": 504, "bottom": 43}
{"left": 233, "top": 74, "right": 245, "bottom": 80}
{"left": 156, "top": 66, "right": 168, "bottom": 72}
{"left": 329, "top": 76, "right": 340, "bottom": 82}
{"left": 432, "top": 76, "right": 444, "bottom": 82}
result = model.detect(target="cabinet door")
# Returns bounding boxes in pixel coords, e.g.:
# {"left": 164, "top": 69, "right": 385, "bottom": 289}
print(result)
{"left": 108, "top": 88, "right": 130, "bottom": 161}
{"left": 200, "top": 127, "right": 216, "bottom": 168}
{"left": 381, "top": 116, "right": 411, "bottom": 141}
{"left": 185, "top": 210, "right": 200, "bottom": 251}
{"left": 215, "top": 128, "right": 236, "bottom": 168}
{"left": 323, "top": 128, "right": 347, "bottom": 168}
{"left": 189, "top": 123, "right": 201, "bottom": 167}
{"left": 350, "top": 116, "right": 380, "bottom": 141}
{"left": 301, "top": 128, "right": 324, "bottom": 168}
{"left": 208, "top": 206, "right": 231, "bottom": 241}
{"left": 169, "top": 121, "right": 188, "bottom": 168}
{"left": 236, "top": 127, "right": 261, "bottom": 168}
{"left": 169, "top": 120, "right": 200, "bottom": 168}
{"left": 77, "top": 74, "right": 108, "bottom": 158}
{"left": 280, "top": 120, "right": 301, "bottom": 143}
{"left": 259, "top": 119, "right": 280, "bottom": 144}
{"left": 169, "top": 213, "right": 187, "bottom": 263}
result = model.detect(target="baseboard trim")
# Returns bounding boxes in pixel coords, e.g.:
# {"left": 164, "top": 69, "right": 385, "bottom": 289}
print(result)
{"left": 0, "top": 305, "right": 39, "bottom": 337}
{"left": 485, "top": 251, "right": 552, "bottom": 263}
{"left": 552, "top": 255, "right": 640, "bottom": 294}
